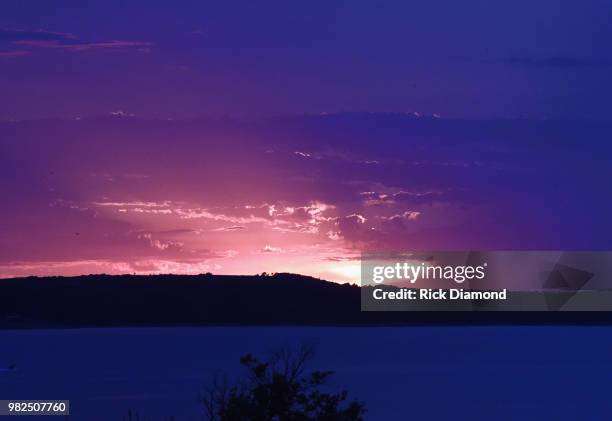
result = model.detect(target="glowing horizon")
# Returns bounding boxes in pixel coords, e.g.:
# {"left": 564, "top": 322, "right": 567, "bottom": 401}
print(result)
{"left": 2, "top": 2, "right": 612, "bottom": 280}
{"left": 1, "top": 115, "right": 611, "bottom": 282}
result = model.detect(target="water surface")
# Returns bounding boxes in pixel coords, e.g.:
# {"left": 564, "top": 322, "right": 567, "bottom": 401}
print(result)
{"left": 1, "top": 327, "right": 610, "bottom": 420}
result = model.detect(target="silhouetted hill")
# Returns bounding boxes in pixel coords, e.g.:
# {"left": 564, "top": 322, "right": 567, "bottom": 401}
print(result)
{"left": 0, "top": 273, "right": 609, "bottom": 328}
{"left": 0, "top": 273, "right": 361, "bottom": 327}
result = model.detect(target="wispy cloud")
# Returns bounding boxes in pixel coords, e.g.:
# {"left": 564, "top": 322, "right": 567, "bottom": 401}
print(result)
{"left": 0, "top": 259, "right": 218, "bottom": 278}
{"left": 0, "top": 50, "right": 30, "bottom": 58}
{"left": 499, "top": 56, "right": 611, "bottom": 69}
{"left": 13, "top": 39, "right": 153, "bottom": 52}
{"left": 261, "top": 245, "right": 282, "bottom": 253}
{"left": 0, "top": 28, "right": 153, "bottom": 54}
{"left": 211, "top": 226, "right": 246, "bottom": 232}
{"left": 0, "top": 28, "right": 76, "bottom": 42}
{"left": 381, "top": 211, "right": 421, "bottom": 221}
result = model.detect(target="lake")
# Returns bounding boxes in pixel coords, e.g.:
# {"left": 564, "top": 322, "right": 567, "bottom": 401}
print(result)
{"left": 1, "top": 326, "right": 611, "bottom": 420}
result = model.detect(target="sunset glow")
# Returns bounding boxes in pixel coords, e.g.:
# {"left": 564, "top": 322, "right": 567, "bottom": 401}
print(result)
{"left": 1, "top": 2, "right": 612, "bottom": 282}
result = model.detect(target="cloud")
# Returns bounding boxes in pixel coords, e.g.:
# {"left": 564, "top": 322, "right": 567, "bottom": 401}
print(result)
{"left": 261, "top": 245, "right": 282, "bottom": 253}
{"left": 327, "top": 231, "right": 341, "bottom": 241}
{"left": 109, "top": 110, "right": 136, "bottom": 117}
{"left": 0, "top": 28, "right": 76, "bottom": 42}
{"left": 1, "top": 28, "right": 153, "bottom": 54}
{"left": 211, "top": 226, "right": 246, "bottom": 232}
{"left": 0, "top": 258, "right": 219, "bottom": 278}
{"left": 94, "top": 200, "right": 173, "bottom": 214}
{"left": 94, "top": 201, "right": 171, "bottom": 208}
{"left": 175, "top": 207, "right": 275, "bottom": 224}
{"left": 345, "top": 213, "right": 366, "bottom": 224}
{"left": 91, "top": 199, "right": 338, "bottom": 238}
{"left": 323, "top": 255, "right": 361, "bottom": 262}
{"left": 289, "top": 149, "right": 384, "bottom": 166}
{"left": 382, "top": 211, "right": 421, "bottom": 221}
{"left": 13, "top": 39, "right": 154, "bottom": 52}
{"left": 0, "top": 50, "right": 30, "bottom": 58}
{"left": 361, "top": 190, "right": 446, "bottom": 206}
{"left": 136, "top": 233, "right": 184, "bottom": 251}
{"left": 404, "top": 211, "right": 420, "bottom": 220}
{"left": 499, "top": 56, "right": 611, "bottom": 69}
{"left": 6, "top": 115, "right": 608, "bottom": 279}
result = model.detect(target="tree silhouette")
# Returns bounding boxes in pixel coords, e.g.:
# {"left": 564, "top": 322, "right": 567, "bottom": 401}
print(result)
{"left": 202, "top": 345, "right": 366, "bottom": 421}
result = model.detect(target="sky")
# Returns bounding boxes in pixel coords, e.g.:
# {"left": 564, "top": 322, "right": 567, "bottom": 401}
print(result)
{"left": 2, "top": 0, "right": 612, "bottom": 120}
{"left": 1, "top": 1, "right": 612, "bottom": 282}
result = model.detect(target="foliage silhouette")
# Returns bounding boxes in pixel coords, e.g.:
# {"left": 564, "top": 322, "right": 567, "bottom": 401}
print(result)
{"left": 202, "top": 344, "right": 366, "bottom": 421}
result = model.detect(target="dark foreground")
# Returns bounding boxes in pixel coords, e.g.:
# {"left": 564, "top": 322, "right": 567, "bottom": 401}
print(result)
{"left": 1, "top": 274, "right": 612, "bottom": 328}
{"left": 1, "top": 326, "right": 611, "bottom": 420}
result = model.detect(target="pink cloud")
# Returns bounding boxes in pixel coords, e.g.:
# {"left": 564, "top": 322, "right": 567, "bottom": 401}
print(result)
{"left": 12, "top": 39, "right": 153, "bottom": 52}
{"left": 261, "top": 245, "right": 282, "bottom": 253}
{"left": 0, "top": 50, "right": 30, "bottom": 58}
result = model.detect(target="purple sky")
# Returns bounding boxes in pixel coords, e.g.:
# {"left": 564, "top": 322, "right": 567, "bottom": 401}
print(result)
{"left": 1, "top": 2, "right": 611, "bottom": 281}
{"left": 1, "top": 1, "right": 612, "bottom": 121}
